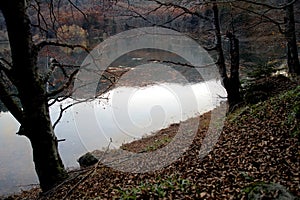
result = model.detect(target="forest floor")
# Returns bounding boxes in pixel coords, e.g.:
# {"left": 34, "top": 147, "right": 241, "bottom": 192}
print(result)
{"left": 4, "top": 75, "right": 300, "bottom": 200}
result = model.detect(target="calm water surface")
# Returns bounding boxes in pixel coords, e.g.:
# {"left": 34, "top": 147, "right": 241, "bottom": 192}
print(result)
{"left": 0, "top": 80, "right": 226, "bottom": 195}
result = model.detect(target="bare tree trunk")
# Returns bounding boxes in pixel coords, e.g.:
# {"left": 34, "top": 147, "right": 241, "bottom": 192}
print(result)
{"left": 211, "top": 2, "right": 241, "bottom": 109}
{"left": 0, "top": 0, "right": 68, "bottom": 192}
{"left": 285, "top": 1, "right": 300, "bottom": 75}
{"left": 212, "top": 2, "right": 228, "bottom": 82}
{"left": 26, "top": 110, "right": 68, "bottom": 192}
{"left": 226, "top": 32, "right": 241, "bottom": 107}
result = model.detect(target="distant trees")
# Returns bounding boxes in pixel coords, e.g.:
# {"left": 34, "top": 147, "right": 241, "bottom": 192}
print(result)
{"left": 131, "top": 0, "right": 242, "bottom": 108}
{"left": 57, "top": 24, "right": 88, "bottom": 53}
{"left": 232, "top": 0, "right": 300, "bottom": 75}
{"left": 209, "top": 0, "right": 300, "bottom": 106}
{"left": 126, "top": 0, "right": 299, "bottom": 108}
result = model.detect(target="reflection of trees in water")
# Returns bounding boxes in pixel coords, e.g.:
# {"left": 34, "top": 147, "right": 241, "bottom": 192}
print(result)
{"left": 110, "top": 49, "right": 203, "bottom": 80}
{"left": 95, "top": 49, "right": 206, "bottom": 96}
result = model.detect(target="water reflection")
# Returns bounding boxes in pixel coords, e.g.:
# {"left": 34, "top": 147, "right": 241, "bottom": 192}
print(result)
{"left": 0, "top": 113, "right": 38, "bottom": 195}
{"left": 0, "top": 80, "right": 226, "bottom": 195}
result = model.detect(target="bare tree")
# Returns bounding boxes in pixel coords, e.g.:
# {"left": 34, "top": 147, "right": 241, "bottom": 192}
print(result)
{"left": 208, "top": 1, "right": 241, "bottom": 108}
{"left": 285, "top": 0, "right": 300, "bottom": 74}
{"left": 129, "top": 0, "right": 241, "bottom": 108}
{"left": 0, "top": 0, "right": 89, "bottom": 192}
{"left": 0, "top": 0, "right": 126, "bottom": 192}
{"left": 232, "top": 0, "right": 300, "bottom": 75}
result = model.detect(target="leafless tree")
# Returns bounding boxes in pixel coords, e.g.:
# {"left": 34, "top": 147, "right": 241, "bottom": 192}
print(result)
{"left": 0, "top": 0, "right": 90, "bottom": 192}
{"left": 232, "top": 0, "right": 300, "bottom": 75}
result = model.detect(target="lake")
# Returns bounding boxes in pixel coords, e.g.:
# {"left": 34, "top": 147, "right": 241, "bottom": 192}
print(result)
{"left": 0, "top": 79, "right": 226, "bottom": 196}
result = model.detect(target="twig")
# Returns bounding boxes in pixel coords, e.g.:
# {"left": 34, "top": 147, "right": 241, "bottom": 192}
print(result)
{"left": 147, "top": 59, "right": 215, "bottom": 68}
{"left": 62, "top": 138, "right": 113, "bottom": 200}
{"left": 52, "top": 98, "right": 93, "bottom": 129}
{"left": 42, "top": 168, "right": 89, "bottom": 196}
{"left": 47, "top": 68, "right": 79, "bottom": 98}
{"left": 232, "top": 3, "right": 285, "bottom": 34}
{"left": 42, "top": 139, "right": 112, "bottom": 197}
{"left": 36, "top": 41, "right": 89, "bottom": 53}
{"left": 67, "top": 0, "right": 88, "bottom": 22}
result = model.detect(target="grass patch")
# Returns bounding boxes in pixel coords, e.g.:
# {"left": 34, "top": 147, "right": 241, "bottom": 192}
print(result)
{"left": 143, "top": 137, "right": 171, "bottom": 152}
{"left": 280, "top": 86, "right": 300, "bottom": 137}
{"left": 113, "top": 175, "right": 191, "bottom": 199}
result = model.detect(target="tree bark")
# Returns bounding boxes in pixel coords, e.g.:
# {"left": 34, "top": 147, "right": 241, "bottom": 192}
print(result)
{"left": 212, "top": 2, "right": 228, "bottom": 82}
{"left": 211, "top": 2, "right": 241, "bottom": 109}
{"left": 226, "top": 32, "right": 241, "bottom": 107}
{"left": 285, "top": 1, "right": 300, "bottom": 75}
{"left": 0, "top": 0, "right": 68, "bottom": 192}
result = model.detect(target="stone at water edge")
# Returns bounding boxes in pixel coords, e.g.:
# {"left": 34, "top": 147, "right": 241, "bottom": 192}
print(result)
{"left": 77, "top": 152, "right": 99, "bottom": 167}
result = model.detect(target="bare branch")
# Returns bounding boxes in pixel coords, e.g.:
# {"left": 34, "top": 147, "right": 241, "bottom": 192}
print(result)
{"left": 29, "top": 0, "right": 49, "bottom": 36}
{"left": 67, "top": 0, "right": 88, "bottom": 22}
{"left": 145, "top": 3, "right": 163, "bottom": 15}
{"left": 125, "top": 7, "right": 156, "bottom": 26}
{"left": 150, "top": 0, "right": 212, "bottom": 21}
{"left": 147, "top": 59, "right": 215, "bottom": 68}
{"left": 49, "top": 0, "right": 58, "bottom": 32}
{"left": 52, "top": 97, "right": 98, "bottom": 129}
{"left": 52, "top": 104, "right": 64, "bottom": 129}
{"left": 161, "top": 12, "right": 186, "bottom": 26}
{"left": 203, "top": 46, "right": 217, "bottom": 51}
{"left": 47, "top": 68, "right": 79, "bottom": 98}
{"left": 236, "top": 0, "right": 297, "bottom": 10}
{"left": 232, "top": 3, "right": 286, "bottom": 34}
{"left": 62, "top": 139, "right": 112, "bottom": 200}
{"left": 36, "top": 41, "right": 89, "bottom": 52}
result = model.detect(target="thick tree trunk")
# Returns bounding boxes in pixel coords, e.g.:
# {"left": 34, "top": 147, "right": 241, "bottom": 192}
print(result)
{"left": 285, "top": 1, "right": 300, "bottom": 75}
{"left": 25, "top": 105, "right": 68, "bottom": 191}
{"left": 0, "top": 0, "right": 68, "bottom": 192}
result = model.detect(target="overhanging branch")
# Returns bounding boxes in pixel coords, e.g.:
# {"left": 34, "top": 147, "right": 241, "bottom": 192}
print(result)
{"left": 36, "top": 41, "right": 89, "bottom": 53}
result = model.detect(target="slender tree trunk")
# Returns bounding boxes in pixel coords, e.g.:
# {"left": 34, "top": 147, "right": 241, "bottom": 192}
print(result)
{"left": 0, "top": 0, "right": 68, "bottom": 192}
{"left": 226, "top": 32, "right": 241, "bottom": 107}
{"left": 285, "top": 1, "right": 300, "bottom": 75}
{"left": 211, "top": 2, "right": 241, "bottom": 109}
{"left": 212, "top": 2, "right": 228, "bottom": 82}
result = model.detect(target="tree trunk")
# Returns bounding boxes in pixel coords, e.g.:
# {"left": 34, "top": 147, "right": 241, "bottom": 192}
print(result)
{"left": 0, "top": 0, "right": 68, "bottom": 192}
{"left": 212, "top": 2, "right": 228, "bottom": 82}
{"left": 226, "top": 32, "right": 241, "bottom": 108}
{"left": 25, "top": 106, "right": 68, "bottom": 192}
{"left": 285, "top": 1, "right": 300, "bottom": 75}
{"left": 211, "top": 2, "right": 241, "bottom": 109}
